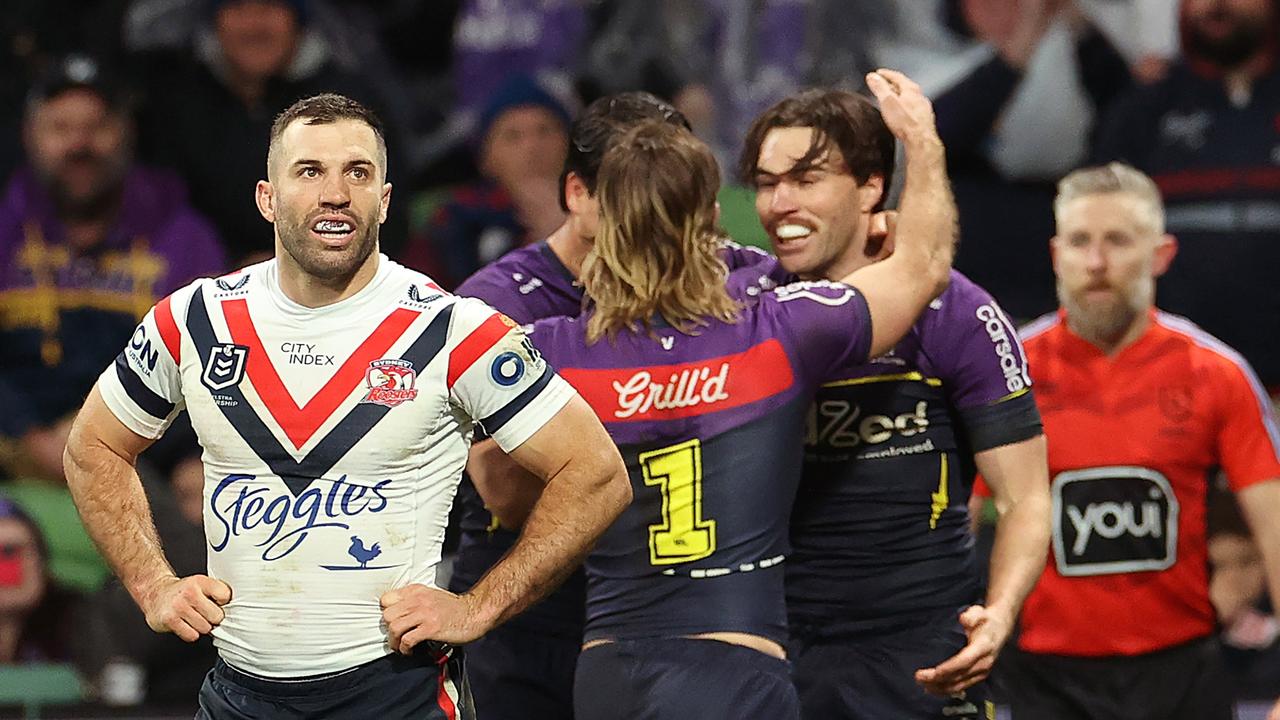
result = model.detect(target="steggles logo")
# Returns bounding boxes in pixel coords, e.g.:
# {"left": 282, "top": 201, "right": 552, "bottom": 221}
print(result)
{"left": 612, "top": 363, "right": 730, "bottom": 419}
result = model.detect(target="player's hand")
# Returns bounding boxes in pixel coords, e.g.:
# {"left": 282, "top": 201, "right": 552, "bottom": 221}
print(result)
{"left": 914, "top": 605, "right": 1011, "bottom": 696}
{"left": 865, "top": 69, "right": 940, "bottom": 150}
{"left": 141, "top": 574, "right": 232, "bottom": 642}
{"left": 1267, "top": 695, "right": 1280, "bottom": 720}
{"left": 381, "top": 584, "right": 487, "bottom": 654}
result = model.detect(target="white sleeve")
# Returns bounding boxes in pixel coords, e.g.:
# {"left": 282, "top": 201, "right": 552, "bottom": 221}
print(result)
{"left": 97, "top": 286, "right": 192, "bottom": 439}
{"left": 446, "top": 298, "right": 576, "bottom": 452}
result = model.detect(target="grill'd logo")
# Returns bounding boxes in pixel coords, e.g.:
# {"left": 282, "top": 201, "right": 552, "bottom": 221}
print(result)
{"left": 1051, "top": 467, "right": 1179, "bottom": 577}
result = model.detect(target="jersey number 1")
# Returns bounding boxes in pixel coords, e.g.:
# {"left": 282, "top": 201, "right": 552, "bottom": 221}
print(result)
{"left": 640, "top": 439, "right": 717, "bottom": 565}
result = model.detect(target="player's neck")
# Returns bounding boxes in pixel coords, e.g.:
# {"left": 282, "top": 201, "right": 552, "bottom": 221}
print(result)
{"left": 0, "top": 617, "right": 21, "bottom": 662}
{"left": 276, "top": 251, "right": 381, "bottom": 308}
{"left": 546, "top": 220, "right": 590, "bottom": 279}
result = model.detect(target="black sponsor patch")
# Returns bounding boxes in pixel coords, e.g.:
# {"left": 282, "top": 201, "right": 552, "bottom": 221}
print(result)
{"left": 1051, "top": 467, "right": 1179, "bottom": 577}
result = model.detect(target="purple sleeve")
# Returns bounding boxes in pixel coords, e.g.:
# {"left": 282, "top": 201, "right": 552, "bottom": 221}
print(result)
{"left": 923, "top": 273, "right": 1033, "bottom": 410}
{"left": 455, "top": 268, "right": 536, "bottom": 325}
{"left": 761, "top": 280, "right": 873, "bottom": 387}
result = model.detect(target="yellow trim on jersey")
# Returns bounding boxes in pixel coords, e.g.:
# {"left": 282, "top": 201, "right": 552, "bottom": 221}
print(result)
{"left": 822, "top": 371, "right": 942, "bottom": 388}
{"left": 993, "top": 387, "right": 1031, "bottom": 404}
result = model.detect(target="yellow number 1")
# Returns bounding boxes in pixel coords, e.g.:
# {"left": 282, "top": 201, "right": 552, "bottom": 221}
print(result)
{"left": 639, "top": 439, "right": 716, "bottom": 565}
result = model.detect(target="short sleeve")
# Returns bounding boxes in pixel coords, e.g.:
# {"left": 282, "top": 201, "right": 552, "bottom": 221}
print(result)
{"left": 763, "top": 280, "right": 873, "bottom": 386}
{"left": 97, "top": 288, "right": 191, "bottom": 439}
{"left": 446, "top": 298, "right": 577, "bottom": 452}
{"left": 924, "top": 277, "right": 1042, "bottom": 451}
{"left": 1213, "top": 354, "right": 1280, "bottom": 491}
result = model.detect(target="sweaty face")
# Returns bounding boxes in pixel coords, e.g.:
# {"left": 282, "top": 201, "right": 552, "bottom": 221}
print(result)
{"left": 1053, "top": 194, "right": 1164, "bottom": 344}
{"left": 266, "top": 119, "right": 389, "bottom": 283}
{"left": 216, "top": 0, "right": 300, "bottom": 81}
{"left": 753, "top": 127, "right": 874, "bottom": 280}
{"left": 481, "top": 106, "right": 569, "bottom": 186}
{"left": 25, "top": 89, "right": 129, "bottom": 218}
{"left": 1182, "top": 0, "right": 1275, "bottom": 67}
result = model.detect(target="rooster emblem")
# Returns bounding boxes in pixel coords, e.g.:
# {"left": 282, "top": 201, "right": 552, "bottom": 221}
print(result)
{"left": 348, "top": 536, "right": 382, "bottom": 569}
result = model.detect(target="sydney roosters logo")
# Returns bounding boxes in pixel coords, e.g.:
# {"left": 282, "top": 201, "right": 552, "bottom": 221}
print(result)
{"left": 613, "top": 363, "right": 730, "bottom": 419}
{"left": 362, "top": 359, "right": 418, "bottom": 407}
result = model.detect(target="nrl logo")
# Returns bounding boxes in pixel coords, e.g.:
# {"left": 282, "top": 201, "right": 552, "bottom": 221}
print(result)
{"left": 202, "top": 343, "right": 249, "bottom": 392}
{"left": 363, "top": 359, "right": 418, "bottom": 408}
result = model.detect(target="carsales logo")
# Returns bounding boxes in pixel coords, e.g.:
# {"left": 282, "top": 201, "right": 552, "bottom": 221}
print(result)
{"left": 560, "top": 339, "right": 794, "bottom": 423}
{"left": 975, "top": 303, "right": 1031, "bottom": 394}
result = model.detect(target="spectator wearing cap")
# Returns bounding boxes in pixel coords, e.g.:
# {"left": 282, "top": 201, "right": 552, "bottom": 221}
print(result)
{"left": 401, "top": 74, "right": 571, "bottom": 287}
{"left": 133, "top": 0, "right": 406, "bottom": 265}
{"left": 0, "top": 54, "right": 224, "bottom": 485}
{"left": 0, "top": 55, "right": 223, "bottom": 596}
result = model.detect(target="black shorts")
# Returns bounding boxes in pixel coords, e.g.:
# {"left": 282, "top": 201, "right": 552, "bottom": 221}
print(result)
{"left": 574, "top": 637, "right": 800, "bottom": 720}
{"left": 196, "top": 649, "right": 472, "bottom": 720}
{"left": 789, "top": 606, "right": 992, "bottom": 720}
{"left": 995, "top": 637, "right": 1232, "bottom": 720}
{"left": 464, "top": 624, "right": 578, "bottom": 720}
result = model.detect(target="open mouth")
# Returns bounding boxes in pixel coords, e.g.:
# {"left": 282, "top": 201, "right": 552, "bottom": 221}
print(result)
{"left": 773, "top": 222, "right": 814, "bottom": 248}
{"left": 310, "top": 217, "right": 356, "bottom": 246}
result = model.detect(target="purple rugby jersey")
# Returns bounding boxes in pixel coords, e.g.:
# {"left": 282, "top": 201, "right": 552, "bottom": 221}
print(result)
{"left": 530, "top": 280, "right": 872, "bottom": 644}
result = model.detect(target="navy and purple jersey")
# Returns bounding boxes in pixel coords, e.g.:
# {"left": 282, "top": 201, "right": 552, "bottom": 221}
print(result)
{"left": 787, "top": 271, "right": 1043, "bottom": 634}
{"left": 530, "top": 281, "right": 873, "bottom": 644}
{"left": 450, "top": 238, "right": 785, "bottom": 636}
{"left": 451, "top": 241, "right": 585, "bottom": 637}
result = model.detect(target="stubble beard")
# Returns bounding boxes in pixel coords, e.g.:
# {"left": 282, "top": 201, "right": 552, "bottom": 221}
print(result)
{"left": 277, "top": 210, "right": 380, "bottom": 284}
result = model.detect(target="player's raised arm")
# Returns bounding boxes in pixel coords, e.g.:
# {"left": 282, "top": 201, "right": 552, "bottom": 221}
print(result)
{"left": 65, "top": 386, "right": 231, "bottom": 642}
{"left": 841, "top": 69, "right": 955, "bottom": 358}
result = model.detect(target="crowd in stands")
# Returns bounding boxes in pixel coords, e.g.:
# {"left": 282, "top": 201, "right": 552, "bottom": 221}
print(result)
{"left": 0, "top": 0, "right": 1277, "bottom": 710}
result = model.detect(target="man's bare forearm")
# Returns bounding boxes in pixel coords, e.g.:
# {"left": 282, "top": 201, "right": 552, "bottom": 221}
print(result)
{"left": 892, "top": 138, "right": 957, "bottom": 295}
{"left": 64, "top": 397, "right": 175, "bottom": 610}
{"left": 465, "top": 444, "right": 629, "bottom": 630}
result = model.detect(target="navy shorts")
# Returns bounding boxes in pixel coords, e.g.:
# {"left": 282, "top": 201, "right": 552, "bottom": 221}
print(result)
{"left": 464, "top": 624, "right": 578, "bottom": 720}
{"left": 995, "top": 638, "right": 1232, "bottom": 720}
{"left": 196, "top": 648, "right": 472, "bottom": 720}
{"left": 789, "top": 607, "right": 993, "bottom": 720}
{"left": 574, "top": 637, "right": 800, "bottom": 720}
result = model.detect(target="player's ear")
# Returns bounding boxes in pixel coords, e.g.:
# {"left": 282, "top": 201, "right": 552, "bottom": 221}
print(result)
{"left": 1153, "top": 233, "right": 1178, "bottom": 277}
{"left": 858, "top": 175, "right": 885, "bottom": 213}
{"left": 565, "top": 172, "right": 591, "bottom": 215}
{"left": 255, "top": 180, "right": 276, "bottom": 223}
{"left": 379, "top": 182, "right": 392, "bottom": 225}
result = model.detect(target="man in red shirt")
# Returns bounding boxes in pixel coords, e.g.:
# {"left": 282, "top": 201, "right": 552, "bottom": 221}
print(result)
{"left": 992, "top": 162, "right": 1280, "bottom": 719}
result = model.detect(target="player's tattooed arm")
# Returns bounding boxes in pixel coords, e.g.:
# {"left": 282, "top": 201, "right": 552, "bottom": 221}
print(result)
{"left": 382, "top": 395, "right": 629, "bottom": 650}
{"left": 64, "top": 386, "right": 232, "bottom": 642}
{"left": 917, "top": 435, "right": 1050, "bottom": 695}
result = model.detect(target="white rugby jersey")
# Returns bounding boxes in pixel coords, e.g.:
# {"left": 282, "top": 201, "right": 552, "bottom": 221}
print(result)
{"left": 98, "top": 255, "right": 576, "bottom": 677}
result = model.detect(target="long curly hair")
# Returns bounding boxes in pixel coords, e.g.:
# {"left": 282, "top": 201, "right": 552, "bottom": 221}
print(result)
{"left": 583, "top": 120, "right": 739, "bottom": 343}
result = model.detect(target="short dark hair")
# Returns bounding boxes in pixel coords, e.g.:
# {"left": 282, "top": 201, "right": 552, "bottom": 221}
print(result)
{"left": 738, "top": 89, "right": 895, "bottom": 211}
{"left": 267, "top": 93, "right": 387, "bottom": 175}
{"left": 559, "top": 91, "right": 690, "bottom": 212}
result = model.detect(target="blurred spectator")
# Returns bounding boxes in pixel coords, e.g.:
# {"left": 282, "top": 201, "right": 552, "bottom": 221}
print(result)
{"left": 0, "top": 54, "right": 223, "bottom": 485}
{"left": 0, "top": 497, "right": 77, "bottom": 663}
{"left": 581, "top": 0, "right": 825, "bottom": 170}
{"left": 134, "top": 0, "right": 407, "bottom": 265}
{"left": 929, "top": 0, "right": 1133, "bottom": 320}
{"left": 1209, "top": 487, "right": 1280, "bottom": 702}
{"left": 1092, "top": 0, "right": 1280, "bottom": 389}
{"left": 402, "top": 75, "right": 570, "bottom": 287}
